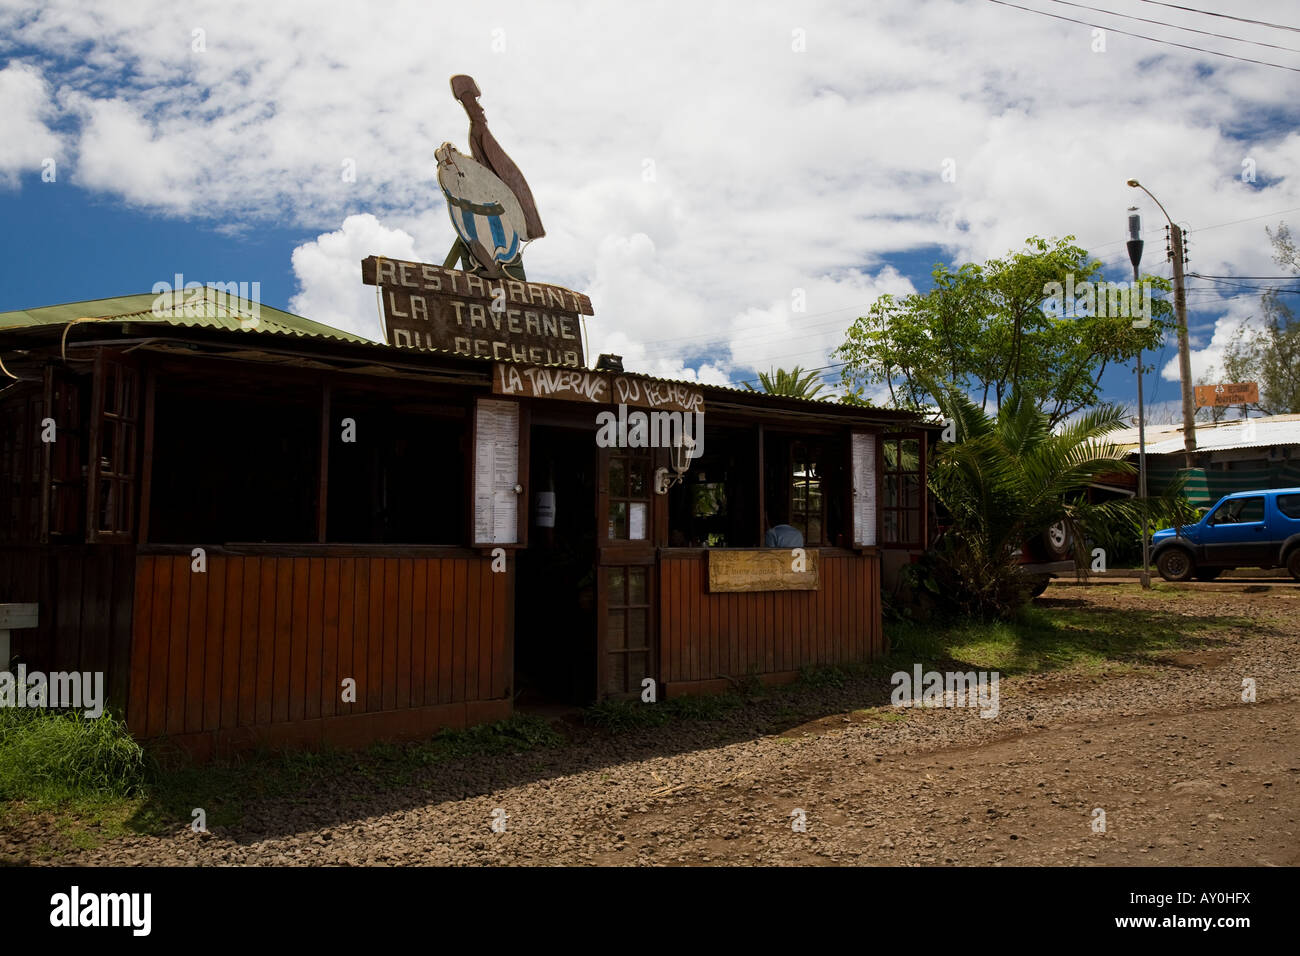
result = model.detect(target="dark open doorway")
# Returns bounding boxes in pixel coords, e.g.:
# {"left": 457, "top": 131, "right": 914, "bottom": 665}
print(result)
{"left": 515, "top": 424, "right": 597, "bottom": 707}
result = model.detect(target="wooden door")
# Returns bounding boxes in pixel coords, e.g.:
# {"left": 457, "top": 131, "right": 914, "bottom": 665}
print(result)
{"left": 595, "top": 444, "right": 658, "bottom": 698}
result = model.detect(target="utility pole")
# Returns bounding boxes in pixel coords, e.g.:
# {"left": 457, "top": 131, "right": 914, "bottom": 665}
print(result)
{"left": 1169, "top": 222, "right": 1196, "bottom": 470}
{"left": 1126, "top": 207, "right": 1150, "bottom": 589}
{"left": 1127, "top": 180, "right": 1197, "bottom": 471}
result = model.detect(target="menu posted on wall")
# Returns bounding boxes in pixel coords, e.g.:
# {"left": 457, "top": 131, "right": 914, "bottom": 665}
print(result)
{"left": 473, "top": 398, "right": 521, "bottom": 545}
{"left": 851, "top": 431, "right": 878, "bottom": 547}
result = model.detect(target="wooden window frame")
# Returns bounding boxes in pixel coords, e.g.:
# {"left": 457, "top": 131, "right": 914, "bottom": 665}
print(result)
{"left": 86, "top": 350, "right": 140, "bottom": 543}
{"left": 878, "top": 432, "right": 926, "bottom": 549}
{"left": 788, "top": 439, "right": 828, "bottom": 547}
{"left": 602, "top": 445, "right": 653, "bottom": 545}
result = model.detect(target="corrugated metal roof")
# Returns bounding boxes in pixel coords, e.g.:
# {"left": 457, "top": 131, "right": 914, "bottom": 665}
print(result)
{"left": 1108, "top": 414, "right": 1300, "bottom": 455}
{"left": 0, "top": 289, "right": 924, "bottom": 419}
{"left": 0, "top": 289, "right": 373, "bottom": 344}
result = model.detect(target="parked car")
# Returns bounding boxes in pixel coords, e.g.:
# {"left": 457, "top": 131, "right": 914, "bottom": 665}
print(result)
{"left": 1018, "top": 519, "right": 1075, "bottom": 597}
{"left": 1151, "top": 488, "right": 1300, "bottom": 582}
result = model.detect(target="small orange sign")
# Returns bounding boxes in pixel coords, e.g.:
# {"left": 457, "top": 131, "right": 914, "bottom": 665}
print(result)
{"left": 1194, "top": 382, "right": 1259, "bottom": 407}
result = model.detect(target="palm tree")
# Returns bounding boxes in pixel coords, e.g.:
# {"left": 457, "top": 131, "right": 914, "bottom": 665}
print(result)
{"left": 742, "top": 366, "right": 827, "bottom": 400}
{"left": 927, "top": 383, "right": 1142, "bottom": 618}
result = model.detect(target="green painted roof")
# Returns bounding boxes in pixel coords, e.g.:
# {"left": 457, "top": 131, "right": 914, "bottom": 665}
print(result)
{"left": 0, "top": 289, "right": 372, "bottom": 345}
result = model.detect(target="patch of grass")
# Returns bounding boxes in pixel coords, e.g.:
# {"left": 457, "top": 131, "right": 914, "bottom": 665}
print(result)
{"left": 582, "top": 692, "right": 744, "bottom": 732}
{"left": 884, "top": 600, "right": 1252, "bottom": 676}
{"left": 794, "top": 662, "right": 873, "bottom": 689}
{"left": 0, "top": 709, "right": 149, "bottom": 805}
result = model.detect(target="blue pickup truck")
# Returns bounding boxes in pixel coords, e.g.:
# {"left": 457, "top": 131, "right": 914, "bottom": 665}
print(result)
{"left": 1151, "top": 488, "right": 1300, "bottom": 581}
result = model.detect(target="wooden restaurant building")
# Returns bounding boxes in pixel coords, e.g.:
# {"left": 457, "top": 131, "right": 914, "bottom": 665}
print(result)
{"left": 0, "top": 270, "right": 935, "bottom": 758}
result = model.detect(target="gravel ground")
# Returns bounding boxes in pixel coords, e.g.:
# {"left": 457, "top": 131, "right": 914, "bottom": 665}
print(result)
{"left": 7, "top": 583, "right": 1299, "bottom": 866}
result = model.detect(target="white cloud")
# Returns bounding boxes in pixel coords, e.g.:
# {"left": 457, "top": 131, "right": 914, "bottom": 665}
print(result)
{"left": 0, "top": 62, "right": 62, "bottom": 187}
{"left": 288, "top": 214, "right": 424, "bottom": 341}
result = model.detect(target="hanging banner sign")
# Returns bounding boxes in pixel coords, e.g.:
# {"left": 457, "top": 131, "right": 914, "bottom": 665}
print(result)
{"left": 491, "top": 362, "right": 705, "bottom": 414}
{"left": 361, "top": 255, "right": 591, "bottom": 368}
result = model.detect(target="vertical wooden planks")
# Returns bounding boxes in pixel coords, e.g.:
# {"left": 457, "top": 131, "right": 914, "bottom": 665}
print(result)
{"left": 239, "top": 557, "right": 262, "bottom": 727}
{"left": 341, "top": 557, "right": 361, "bottom": 716}
{"left": 431, "top": 561, "right": 447, "bottom": 702}
{"left": 463, "top": 558, "right": 481, "bottom": 702}
{"left": 439, "top": 560, "right": 455, "bottom": 704}
{"left": 288, "top": 558, "right": 309, "bottom": 724}
{"left": 166, "top": 557, "right": 190, "bottom": 736}
{"left": 451, "top": 559, "right": 467, "bottom": 702}
{"left": 491, "top": 563, "right": 508, "bottom": 699}
{"left": 664, "top": 559, "right": 677, "bottom": 684}
{"left": 321, "top": 558, "right": 340, "bottom": 718}
{"left": 381, "top": 557, "right": 398, "bottom": 712}
{"left": 146, "top": 557, "right": 171, "bottom": 738}
{"left": 305, "top": 557, "right": 325, "bottom": 721}
{"left": 396, "top": 558, "right": 413, "bottom": 709}
{"left": 220, "top": 557, "right": 244, "bottom": 731}
{"left": 273, "top": 559, "right": 295, "bottom": 724}
{"left": 366, "top": 558, "right": 384, "bottom": 712}
{"left": 128, "top": 556, "right": 153, "bottom": 738}
{"left": 658, "top": 558, "right": 671, "bottom": 684}
{"left": 127, "top": 557, "right": 154, "bottom": 734}
{"left": 201, "top": 558, "right": 225, "bottom": 732}
{"left": 478, "top": 560, "right": 495, "bottom": 701}
{"left": 409, "top": 558, "right": 426, "bottom": 708}
{"left": 256, "top": 558, "right": 278, "bottom": 726}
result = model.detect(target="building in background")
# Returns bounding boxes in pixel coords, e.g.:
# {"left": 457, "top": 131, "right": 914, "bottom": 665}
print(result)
{"left": 1109, "top": 414, "right": 1300, "bottom": 507}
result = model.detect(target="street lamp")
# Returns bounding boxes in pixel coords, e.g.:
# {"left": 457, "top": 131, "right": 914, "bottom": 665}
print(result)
{"left": 1126, "top": 179, "right": 1197, "bottom": 470}
{"left": 1126, "top": 207, "right": 1151, "bottom": 590}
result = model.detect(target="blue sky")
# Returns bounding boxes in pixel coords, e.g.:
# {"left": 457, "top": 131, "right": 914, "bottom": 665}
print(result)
{"left": 2, "top": 0, "right": 1298, "bottom": 421}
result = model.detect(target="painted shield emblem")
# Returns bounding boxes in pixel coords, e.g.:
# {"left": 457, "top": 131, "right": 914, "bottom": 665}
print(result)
{"left": 436, "top": 144, "right": 527, "bottom": 266}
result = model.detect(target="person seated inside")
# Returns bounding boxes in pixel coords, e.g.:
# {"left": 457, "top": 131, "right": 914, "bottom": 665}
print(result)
{"left": 765, "top": 523, "right": 804, "bottom": 548}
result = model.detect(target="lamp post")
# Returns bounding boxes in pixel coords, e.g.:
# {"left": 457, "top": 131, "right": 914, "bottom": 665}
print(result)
{"left": 1126, "top": 207, "right": 1151, "bottom": 589}
{"left": 1126, "top": 179, "right": 1197, "bottom": 470}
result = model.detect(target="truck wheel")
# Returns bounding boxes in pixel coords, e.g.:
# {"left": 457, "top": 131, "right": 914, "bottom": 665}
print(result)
{"left": 1157, "top": 549, "right": 1194, "bottom": 582}
{"left": 1194, "top": 568, "right": 1222, "bottom": 581}
{"left": 1287, "top": 549, "right": 1300, "bottom": 582}
{"left": 1027, "top": 574, "right": 1050, "bottom": 598}
{"left": 1042, "top": 520, "right": 1072, "bottom": 559}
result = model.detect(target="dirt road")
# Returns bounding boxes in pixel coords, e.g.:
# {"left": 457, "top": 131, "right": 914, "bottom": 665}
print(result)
{"left": 10, "top": 584, "right": 1300, "bottom": 866}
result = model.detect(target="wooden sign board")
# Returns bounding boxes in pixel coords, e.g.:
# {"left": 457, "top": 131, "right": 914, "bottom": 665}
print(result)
{"left": 1195, "top": 382, "right": 1259, "bottom": 407}
{"left": 492, "top": 362, "right": 705, "bottom": 414}
{"left": 708, "top": 549, "right": 819, "bottom": 592}
{"left": 361, "top": 255, "right": 591, "bottom": 368}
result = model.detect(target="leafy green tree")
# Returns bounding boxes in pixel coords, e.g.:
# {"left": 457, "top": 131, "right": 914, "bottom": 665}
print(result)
{"left": 1216, "top": 223, "right": 1300, "bottom": 416}
{"left": 925, "top": 381, "right": 1142, "bottom": 619}
{"left": 742, "top": 365, "right": 827, "bottom": 399}
{"left": 835, "top": 237, "right": 1170, "bottom": 426}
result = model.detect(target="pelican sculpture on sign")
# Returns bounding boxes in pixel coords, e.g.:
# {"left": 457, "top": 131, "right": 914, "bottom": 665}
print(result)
{"left": 438, "top": 74, "right": 544, "bottom": 280}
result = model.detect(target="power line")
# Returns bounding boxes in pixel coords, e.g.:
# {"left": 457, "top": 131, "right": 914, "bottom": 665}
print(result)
{"left": 1136, "top": 0, "right": 1300, "bottom": 34}
{"left": 981, "top": 0, "right": 1300, "bottom": 72}
{"left": 1044, "top": 0, "right": 1300, "bottom": 53}
{"left": 1190, "top": 273, "right": 1300, "bottom": 279}
{"left": 1188, "top": 274, "right": 1300, "bottom": 294}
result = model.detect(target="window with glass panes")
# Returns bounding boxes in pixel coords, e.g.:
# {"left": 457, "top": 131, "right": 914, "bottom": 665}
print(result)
{"left": 604, "top": 565, "right": 651, "bottom": 695}
{"left": 607, "top": 447, "right": 651, "bottom": 540}
{"left": 89, "top": 355, "right": 139, "bottom": 541}
{"left": 790, "top": 441, "right": 825, "bottom": 546}
{"left": 880, "top": 436, "right": 922, "bottom": 546}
